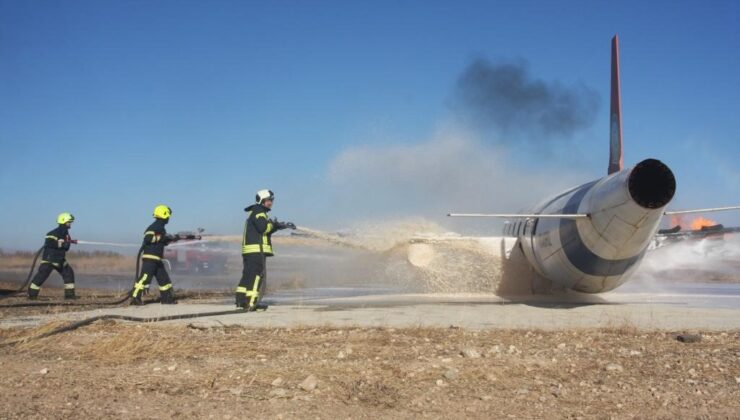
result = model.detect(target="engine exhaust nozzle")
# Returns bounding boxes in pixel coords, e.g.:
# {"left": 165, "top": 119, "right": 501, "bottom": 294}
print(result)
{"left": 628, "top": 159, "right": 676, "bottom": 209}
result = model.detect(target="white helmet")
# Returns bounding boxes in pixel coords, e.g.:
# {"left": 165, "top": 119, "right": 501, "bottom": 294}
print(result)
{"left": 255, "top": 189, "right": 275, "bottom": 204}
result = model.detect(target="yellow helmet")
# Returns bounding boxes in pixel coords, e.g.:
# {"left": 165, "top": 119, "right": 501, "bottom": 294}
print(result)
{"left": 57, "top": 212, "right": 75, "bottom": 225}
{"left": 153, "top": 205, "right": 172, "bottom": 220}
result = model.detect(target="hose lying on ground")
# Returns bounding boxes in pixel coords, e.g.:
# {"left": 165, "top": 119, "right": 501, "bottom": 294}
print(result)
{"left": 1, "top": 308, "right": 247, "bottom": 347}
{"left": 0, "top": 291, "right": 232, "bottom": 309}
{"left": 0, "top": 247, "right": 43, "bottom": 300}
{"left": 0, "top": 296, "right": 142, "bottom": 309}
{"left": 0, "top": 247, "right": 145, "bottom": 308}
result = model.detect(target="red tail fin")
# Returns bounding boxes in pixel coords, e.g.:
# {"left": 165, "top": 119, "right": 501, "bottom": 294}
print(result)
{"left": 608, "top": 35, "right": 624, "bottom": 174}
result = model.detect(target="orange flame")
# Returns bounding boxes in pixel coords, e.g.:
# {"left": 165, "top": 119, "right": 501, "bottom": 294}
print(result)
{"left": 670, "top": 215, "right": 684, "bottom": 229}
{"left": 690, "top": 216, "right": 718, "bottom": 230}
{"left": 668, "top": 215, "right": 718, "bottom": 230}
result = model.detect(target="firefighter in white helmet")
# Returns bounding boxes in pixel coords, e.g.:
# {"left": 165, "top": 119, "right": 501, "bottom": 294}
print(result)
{"left": 235, "top": 189, "right": 295, "bottom": 310}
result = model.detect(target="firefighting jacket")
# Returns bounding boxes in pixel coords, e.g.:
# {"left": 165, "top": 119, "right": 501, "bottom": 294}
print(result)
{"left": 42, "top": 225, "right": 72, "bottom": 265}
{"left": 242, "top": 204, "right": 274, "bottom": 256}
{"left": 141, "top": 219, "right": 172, "bottom": 260}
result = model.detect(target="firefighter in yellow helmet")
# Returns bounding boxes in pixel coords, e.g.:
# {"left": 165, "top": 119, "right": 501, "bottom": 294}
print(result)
{"left": 130, "top": 205, "right": 179, "bottom": 305}
{"left": 28, "top": 213, "right": 78, "bottom": 300}
{"left": 235, "top": 189, "right": 295, "bottom": 310}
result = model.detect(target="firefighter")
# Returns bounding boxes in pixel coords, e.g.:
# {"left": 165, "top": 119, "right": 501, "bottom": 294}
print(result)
{"left": 130, "top": 205, "right": 179, "bottom": 305}
{"left": 236, "top": 189, "right": 295, "bottom": 310}
{"left": 28, "top": 212, "right": 78, "bottom": 300}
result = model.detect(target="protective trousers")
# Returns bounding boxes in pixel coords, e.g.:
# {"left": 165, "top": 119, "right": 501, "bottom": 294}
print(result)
{"left": 132, "top": 259, "right": 173, "bottom": 301}
{"left": 236, "top": 254, "right": 266, "bottom": 308}
{"left": 29, "top": 260, "right": 75, "bottom": 297}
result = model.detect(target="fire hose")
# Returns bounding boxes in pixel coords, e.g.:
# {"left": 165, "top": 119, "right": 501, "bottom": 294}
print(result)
{"left": 0, "top": 231, "right": 286, "bottom": 345}
{"left": 0, "top": 247, "right": 142, "bottom": 308}
{"left": 0, "top": 233, "right": 201, "bottom": 308}
{"left": 0, "top": 239, "right": 246, "bottom": 347}
{"left": 0, "top": 241, "right": 252, "bottom": 348}
{"left": 0, "top": 246, "right": 44, "bottom": 301}
{"left": 0, "top": 308, "right": 247, "bottom": 348}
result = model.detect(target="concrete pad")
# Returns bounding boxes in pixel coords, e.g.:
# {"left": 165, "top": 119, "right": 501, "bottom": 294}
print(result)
{"left": 2, "top": 293, "right": 739, "bottom": 331}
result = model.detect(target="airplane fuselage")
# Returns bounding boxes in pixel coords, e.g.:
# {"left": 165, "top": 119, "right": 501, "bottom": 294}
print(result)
{"left": 507, "top": 159, "right": 676, "bottom": 293}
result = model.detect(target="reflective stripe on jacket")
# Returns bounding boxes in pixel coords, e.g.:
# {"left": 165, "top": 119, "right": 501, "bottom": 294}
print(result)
{"left": 242, "top": 204, "right": 274, "bottom": 255}
{"left": 42, "top": 225, "right": 71, "bottom": 264}
{"left": 141, "top": 219, "right": 169, "bottom": 259}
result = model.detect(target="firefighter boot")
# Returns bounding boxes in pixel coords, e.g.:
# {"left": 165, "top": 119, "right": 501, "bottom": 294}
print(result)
{"left": 160, "top": 289, "right": 177, "bottom": 305}
{"left": 28, "top": 287, "right": 39, "bottom": 300}
{"left": 64, "top": 288, "right": 77, "bottom": 300}
{"left": 255, "top": 303, "right": 269, "bottom": 311}
{"left": 235, "top": 293, "right": 247, "bottom": 309}
{"left": 130, "top": 294, "right": 143, "bottom": 306}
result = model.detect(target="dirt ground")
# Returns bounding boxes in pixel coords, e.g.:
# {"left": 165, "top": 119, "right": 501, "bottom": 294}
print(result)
{"left": 0, "top": 281, "right": 230, "bottom": 318}
{"left": 0, "top": 324, "right": 737, "bottom": 419}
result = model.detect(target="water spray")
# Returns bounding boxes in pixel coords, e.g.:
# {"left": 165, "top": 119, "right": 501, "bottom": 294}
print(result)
{"left": 0, "top": 232, "right": 203, "bottom": 305}
{"left": 75, "top": 240, "right": 139, "bottom": 247}
{"left": 75, "top": 232, "right": 202, "bottom": 248}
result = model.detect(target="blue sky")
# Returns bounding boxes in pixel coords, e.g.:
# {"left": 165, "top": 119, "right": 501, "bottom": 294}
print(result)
{"left": 1, "top": 0, "right": 738, "bottom": 249}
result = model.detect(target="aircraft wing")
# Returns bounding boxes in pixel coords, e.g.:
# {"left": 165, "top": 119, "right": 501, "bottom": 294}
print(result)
{"left": 664, "top": 205, "right": 740, "bottom": 215}
{"left": 448, "top": 204, "right": 740, "bottom": 219}
{"left": 447, "top": 213, "right": 588, "bottom": 219}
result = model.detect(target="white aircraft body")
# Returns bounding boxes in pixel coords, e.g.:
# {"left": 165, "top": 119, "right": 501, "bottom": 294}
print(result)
{"left": 448, "top": 36, "right": 740, "bottom": 293}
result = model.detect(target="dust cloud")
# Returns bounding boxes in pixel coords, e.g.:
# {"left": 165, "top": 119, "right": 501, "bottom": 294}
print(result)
{"left": 317, "top": 57, "right": 602, "bottom": 294}
{"left": 632, "top": 235, "right": 740, "bottom": 291}
{"left": 288, "top": 224, "right": 532, "bottom": 295}
{"left": 328, "top": 132, "right": 586, "bottom": 229}
{"left": 318, "top": 126, "right": 584, "bottom": 293}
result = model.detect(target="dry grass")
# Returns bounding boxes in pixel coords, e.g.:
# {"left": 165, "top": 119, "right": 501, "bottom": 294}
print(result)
{"left": 1, "top": 324, "right": 738, "bottom": 418}
{"left": 0, "top": 284, "right": 231, "bottom": 318}
{"left": 0, "top": 251, "right": 134, "bottom": 274}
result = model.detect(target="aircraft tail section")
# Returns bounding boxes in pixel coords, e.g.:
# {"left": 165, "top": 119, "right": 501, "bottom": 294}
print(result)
{"left": 608, "top": 35, "right": 624, "bottom": 174}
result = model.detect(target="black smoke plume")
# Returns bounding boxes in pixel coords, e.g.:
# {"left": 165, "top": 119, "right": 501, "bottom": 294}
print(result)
{"left": 453, "top": 58, "right": 600, "bottom": 141}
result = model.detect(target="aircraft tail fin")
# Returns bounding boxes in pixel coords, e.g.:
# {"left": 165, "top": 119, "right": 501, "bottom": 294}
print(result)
{"left": 608, "top": 35, "right": 624, "bottom": 175}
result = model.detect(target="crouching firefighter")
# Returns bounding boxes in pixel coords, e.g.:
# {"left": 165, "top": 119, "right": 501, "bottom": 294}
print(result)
{"left": 28, "top": 212, "right": 78, "bottom": 300}
{"left": 236, "top": 189, "right": 295, "bottom": 310}
{"left": 130, "top": 205, "right": 181, "bottom": 305}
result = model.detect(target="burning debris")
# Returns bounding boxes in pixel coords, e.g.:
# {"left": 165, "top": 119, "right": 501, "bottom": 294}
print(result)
{"left": 669, "top": 215, "right": 722, "bottom": 231}
{"left": 654, "top": 215, "right": 740, "bottom": 251}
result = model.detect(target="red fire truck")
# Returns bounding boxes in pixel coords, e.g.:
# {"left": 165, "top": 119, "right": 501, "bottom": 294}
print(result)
{"left": 163, "top": 231, "right": 230, "bottom": 275}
